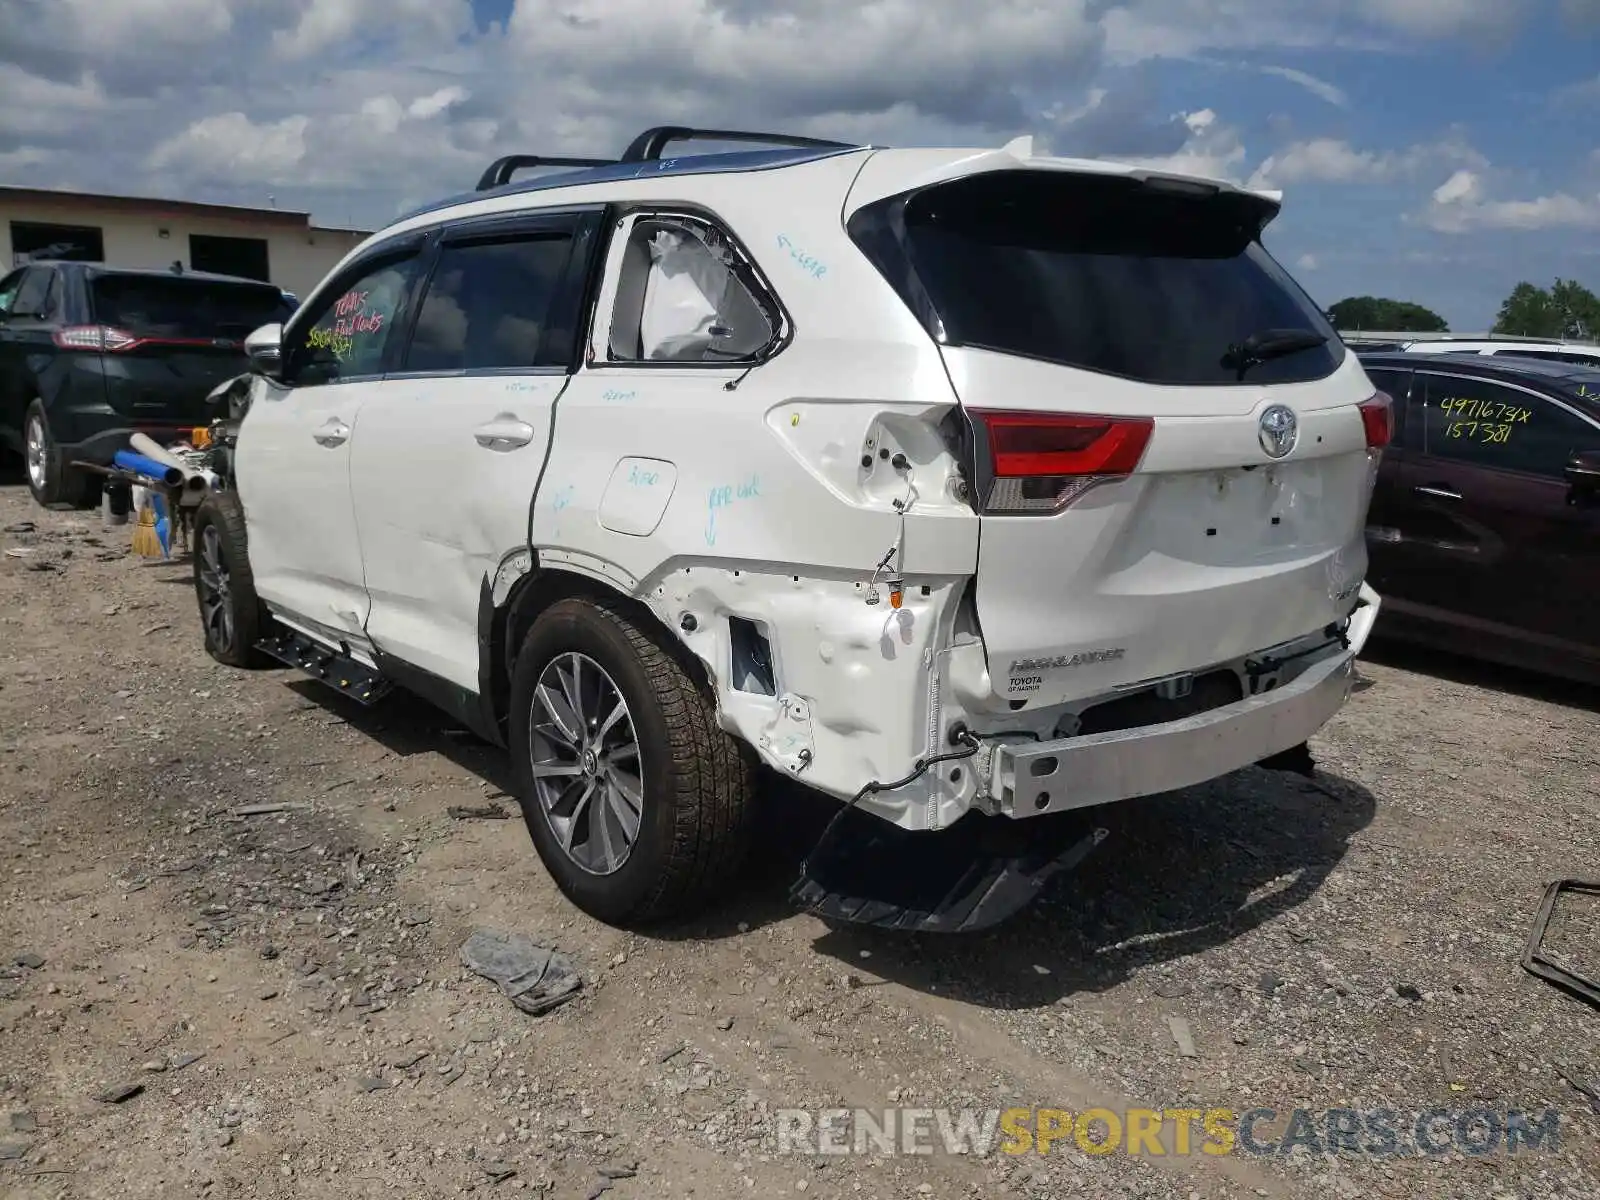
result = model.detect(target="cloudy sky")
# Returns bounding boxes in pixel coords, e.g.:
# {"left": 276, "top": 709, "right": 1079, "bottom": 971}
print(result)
{"left": 2, "top": 0, "right": 1598, "bottom": 329}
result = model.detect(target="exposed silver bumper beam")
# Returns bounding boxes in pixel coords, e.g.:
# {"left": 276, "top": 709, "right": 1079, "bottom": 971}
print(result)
{"left": 989, "top": 647, "right": 1356, "bottom": 818}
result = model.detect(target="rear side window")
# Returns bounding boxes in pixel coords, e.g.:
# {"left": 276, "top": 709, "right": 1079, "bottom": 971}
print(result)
{"left": 605, "top": 215, "right": 778, "bottom": 363}
{"left": 404, "top": 232, "right": 577, "bottom": 373}
{"left": 853, "top": 171, "right": 1344, "bottom": 386}
{"left": 11, "top": 269, "right": 52, "bottom": 319}
{"left": 90, "top": 275, "right": 286, "bottom": 340}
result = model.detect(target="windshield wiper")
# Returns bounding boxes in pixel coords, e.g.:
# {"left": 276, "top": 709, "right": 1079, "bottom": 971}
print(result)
{"left": 1221, "top": 328, "right": 1328, "bottom": 381}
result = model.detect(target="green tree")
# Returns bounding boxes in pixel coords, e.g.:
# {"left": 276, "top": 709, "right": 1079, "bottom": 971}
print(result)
{"left": 1492, "top": 279, "right": 1600, "bottom": 340}
{"left": 1326, "top": 296, "right": 1449, "bottom": 332}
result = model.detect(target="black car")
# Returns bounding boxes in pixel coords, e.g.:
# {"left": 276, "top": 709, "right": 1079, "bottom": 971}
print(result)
{"left": 1358, "top": 350, "right": 1600, "bottom": 683}
{"left": 0, "top": 261, "right": 294, "bottom": 506}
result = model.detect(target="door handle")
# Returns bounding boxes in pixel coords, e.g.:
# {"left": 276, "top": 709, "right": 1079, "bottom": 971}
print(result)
{"left": 313, "top": 418, "right": 350, "bottom": 448}
{"left": 1413, "top": 484, "right": 1461, "bottom": 502}
{"left": 473, "top": 414, "right": 536, "bottom": 452}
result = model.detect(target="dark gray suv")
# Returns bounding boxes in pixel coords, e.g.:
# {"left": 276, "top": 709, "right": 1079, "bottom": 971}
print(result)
{"left": 0, "top": 261, "right": 293, "bottom": 506}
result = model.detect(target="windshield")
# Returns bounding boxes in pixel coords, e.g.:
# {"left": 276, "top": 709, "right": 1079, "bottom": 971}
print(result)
{"left": 90, "top": 275, "right": 290, "bottom": 341}
{"left": 855, "top": 170, "right": 1344, "bottom": 386}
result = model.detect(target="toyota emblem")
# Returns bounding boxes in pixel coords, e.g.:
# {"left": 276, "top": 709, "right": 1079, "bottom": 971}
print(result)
{"left": 1258, "top": 404, "right": 1298, "bottom": 459}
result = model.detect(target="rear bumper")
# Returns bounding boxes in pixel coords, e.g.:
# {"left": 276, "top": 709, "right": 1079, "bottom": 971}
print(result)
{"left": 988, "top": 645, "right": 1356, "bottom": 817}
{"left": 63, "top": 422, "right": 196, "bottom": 466}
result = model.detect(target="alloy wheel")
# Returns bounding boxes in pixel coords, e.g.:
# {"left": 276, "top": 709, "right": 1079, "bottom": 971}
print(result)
{"left": 197, "top": 524, "right": 235, "bottom": 653}
{"left": 527, "top": 652, "right": 644, "bottom": 876}
{"left": 24, "top": 415, "right": 47, "bottom": 493}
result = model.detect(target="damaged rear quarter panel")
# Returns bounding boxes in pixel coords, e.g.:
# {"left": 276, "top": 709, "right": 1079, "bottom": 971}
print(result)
{"left": 529, "top": 339, "right": 978, "bottom": 812}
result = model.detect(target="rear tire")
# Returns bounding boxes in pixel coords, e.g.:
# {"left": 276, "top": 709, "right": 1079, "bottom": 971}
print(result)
{"left": 192, "top": 491, "right": 269, "bottom": 668}
{"left": 23, "top": 401, "right": 92, "bottom": 509}
{"left": 508, "top": 595, "right": 755, "bottom": 926}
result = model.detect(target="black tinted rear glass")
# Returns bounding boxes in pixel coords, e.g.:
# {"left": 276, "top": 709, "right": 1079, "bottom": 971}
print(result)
{"left": 90, "top": 275, "right": 289, "bottom": 340}
{"left": 867, "top": 171, "right": 1343, "bottom": 385}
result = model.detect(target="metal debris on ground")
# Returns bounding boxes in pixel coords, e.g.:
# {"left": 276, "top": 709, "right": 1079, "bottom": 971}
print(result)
{"left": 1555, "top": 1063, "right": 1600, "bottom": 1115}
{"left": 229, "top": 803, "right": 312, "bottom": 818}
{"left": 1167, "top": 1015, "right": 1199, "bottom": 1058}
{"left": 1521, "top": 878, "right": 1600, "bottom": 1010}
{"left": 447, "top": 802, "right": 511, "bottom": 820}
{"left": 94, "top": 1081, "right": 144, "bottom": 1104}
{"left": 460, "top": 929, "right": 582, "bottom": 1016}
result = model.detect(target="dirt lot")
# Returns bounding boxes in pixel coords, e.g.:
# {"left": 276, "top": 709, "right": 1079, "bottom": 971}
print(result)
{"left": 1, "top": 469, "right": 1597, "bottom": 1200}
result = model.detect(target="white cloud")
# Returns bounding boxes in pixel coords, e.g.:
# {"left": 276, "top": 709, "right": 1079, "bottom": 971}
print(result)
{"left": 1248, "top": 132, "right": 1489, "bottom": 190}
{"left": 1121, "top": 109, "right": 1250, "bottom": 183}
{"left": 1257, "top": 66, "right": 1349, "bottom": 108}
{"left": 1250, "top": 138, "right": 1401, "bottom": 188}
{"left": 1353, "top": 0, "right": 1525, "bottom": 38}
{"left": 1297, "top": 253, "right": 1320, "bottom": 270}
{"left": 1421, "top": 168, "right": 1600, "bottom": 231}
{"left": 272, "top": 0, "right": 474, "bottom": 60}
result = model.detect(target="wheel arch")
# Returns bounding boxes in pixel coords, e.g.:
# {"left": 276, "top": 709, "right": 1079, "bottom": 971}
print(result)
{"left": 481, "top": 551, "right": 718, "bottom": 745}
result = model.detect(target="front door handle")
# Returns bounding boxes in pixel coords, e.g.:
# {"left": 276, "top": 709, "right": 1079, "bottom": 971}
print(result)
{"left": 1413, "top": 484, "right": 1462, "bottom": 502}
{"left": 313, "top": 418, "right": 350, "bottom": 448}
{"left": 473, "top": 414, "right": 536, "bottom": 452}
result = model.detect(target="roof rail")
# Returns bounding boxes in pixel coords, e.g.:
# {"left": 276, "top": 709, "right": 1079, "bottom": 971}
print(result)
{"left": 619, "top": 126, "right": 858, "bottom": 163}
{"left": 475, "top": 155, "right": 619, "bottom": 192}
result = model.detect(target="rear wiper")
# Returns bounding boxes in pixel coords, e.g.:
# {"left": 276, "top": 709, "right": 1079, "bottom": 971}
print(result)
{"left": 1221, "top": 328, "right": 1328, "bottom": 381}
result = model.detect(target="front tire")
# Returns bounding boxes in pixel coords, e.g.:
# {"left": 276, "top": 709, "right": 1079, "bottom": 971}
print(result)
{"left": 23, "top": 401, "right": 91, "bottom": 509}
{"left": 192, "top": 491, "right": 269, "bottom": 668}
{"left": 508, "top": 596, "right": 755, "bottom": 926}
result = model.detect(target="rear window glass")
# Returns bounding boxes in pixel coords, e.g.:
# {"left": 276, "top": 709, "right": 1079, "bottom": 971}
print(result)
{"left": 858, "top": 171, "right": 1343, "bottom": 386}
{"left": 90, "top": 275, "right": 290, "bottom": 340}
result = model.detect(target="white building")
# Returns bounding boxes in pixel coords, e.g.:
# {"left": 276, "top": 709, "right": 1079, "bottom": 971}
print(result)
{"left": 0, "top": 185, "right": 372, "bottom": 298}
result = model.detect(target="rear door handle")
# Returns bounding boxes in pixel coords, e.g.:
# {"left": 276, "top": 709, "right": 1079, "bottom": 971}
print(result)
{"left": 1413, "top": 484, "right": 1461, "bottom": 502}
{"left": 473, "top": 414, "right": 536, "bottom": 452}
{"left": 313, "top": 418, "right": 350, "bottom": 448}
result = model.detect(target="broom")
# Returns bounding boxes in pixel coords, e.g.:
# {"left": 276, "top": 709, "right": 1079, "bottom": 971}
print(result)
{"left": 130, "top": 490, "right": 170, "bottom": 559}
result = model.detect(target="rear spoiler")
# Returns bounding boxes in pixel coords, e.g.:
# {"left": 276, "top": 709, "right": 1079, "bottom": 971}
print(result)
{"left": 844, "top": 135, "right": 1283, "bottom": 227}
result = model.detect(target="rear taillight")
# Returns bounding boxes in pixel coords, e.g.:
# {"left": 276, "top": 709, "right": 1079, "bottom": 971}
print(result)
{"left": 53, "top": 325, "right": 140, "bottom": 352}
{"left": 972, "top": 410, "right": 1154, "bottom": 513}
{"left": 1358, "top": 392, "right": 1393, "bottom": 449}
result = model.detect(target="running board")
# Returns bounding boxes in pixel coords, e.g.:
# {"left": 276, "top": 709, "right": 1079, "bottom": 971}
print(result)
{"left": 256, "top": 629, "right": 393, "bottom": 706}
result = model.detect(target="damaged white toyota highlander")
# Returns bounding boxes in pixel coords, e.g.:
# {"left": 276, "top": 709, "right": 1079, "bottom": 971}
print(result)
{"left": 191, "top": 126, "right": 1387, "bottom": 933}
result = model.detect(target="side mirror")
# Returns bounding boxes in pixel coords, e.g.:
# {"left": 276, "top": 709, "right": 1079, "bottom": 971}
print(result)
{"left": 1564, "top": 450, "right": 1600, "bottom": 501}
{"left": 244, "top": 322, "right": 283, "bottom": 379}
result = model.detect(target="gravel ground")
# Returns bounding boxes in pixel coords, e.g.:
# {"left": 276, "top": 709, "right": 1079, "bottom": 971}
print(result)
{"left": 1, "top": 468, "right": 1597, "bottom": 1200}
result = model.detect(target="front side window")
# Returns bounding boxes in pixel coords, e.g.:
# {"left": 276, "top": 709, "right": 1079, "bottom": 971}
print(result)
{"left": 852, "top": 170, "right": 1346, "bottom": 386}
{"left": 404, "top": 232, "right": 576, "bottom": 373}
{"left": 1420, "top": 374, "right": 1600, "bottom": 478}
{"left": 606, "top": 216, "right": 778, "bottom": 363}
{"left": 287, "top": 254, "right": 418, "bottom": 386}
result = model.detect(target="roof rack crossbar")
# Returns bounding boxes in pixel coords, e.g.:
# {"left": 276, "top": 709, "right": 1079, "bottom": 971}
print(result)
{"left": 475, "top": 155, "right": 620, "bottom": 192}
{"left": 619, "top": 126, "right": 858, "bottom": 163}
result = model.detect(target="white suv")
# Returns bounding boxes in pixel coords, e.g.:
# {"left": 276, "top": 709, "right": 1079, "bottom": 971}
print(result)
{"left": 192, "top": 126, "right": 1388, "bottom": 932}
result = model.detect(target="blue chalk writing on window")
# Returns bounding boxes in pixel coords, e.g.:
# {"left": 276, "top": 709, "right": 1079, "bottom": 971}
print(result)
{"left": 705, "top": 474, "right": 760, "bottom": 546}
{"left": 776, "top": 234, "right": 826, "bottom": 280}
